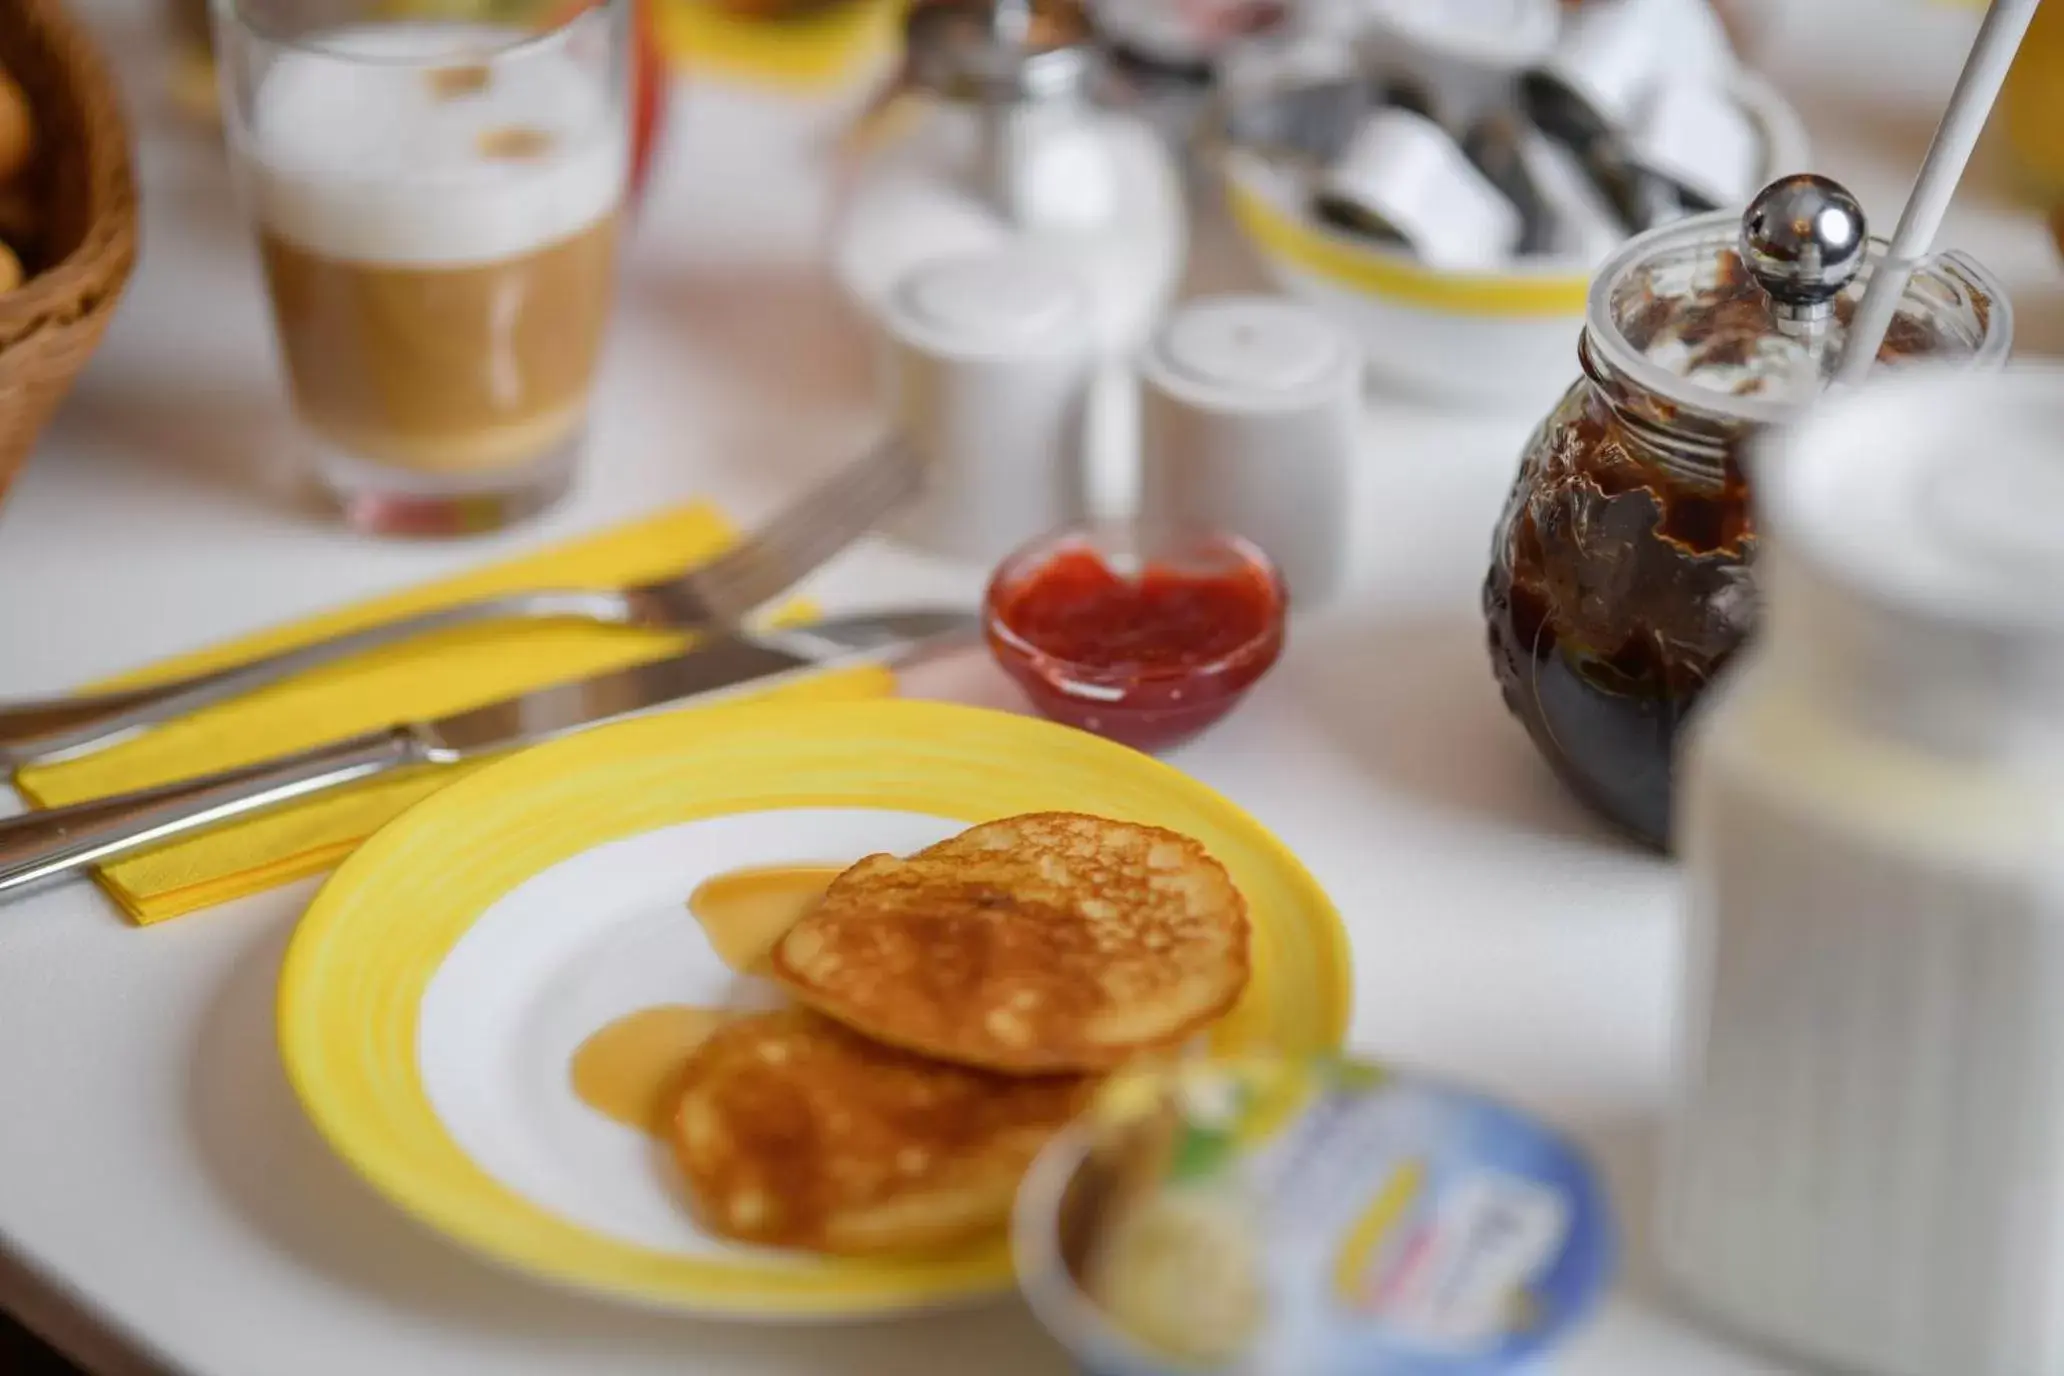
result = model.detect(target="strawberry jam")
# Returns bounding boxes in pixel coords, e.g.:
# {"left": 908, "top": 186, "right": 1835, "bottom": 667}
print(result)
{"left": 984, "top": 527, "right": 1286, "bottom": 752}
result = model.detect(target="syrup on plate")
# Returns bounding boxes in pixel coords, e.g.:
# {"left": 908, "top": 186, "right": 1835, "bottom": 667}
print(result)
{"left": 569, "top": 1004, "right": 729, "bottom": 1132}
{"left": 685, "top": 862, "right": 846, "bottom": 975}
{"left": 566, "top": 861, "right": 850, "bottom": 1134}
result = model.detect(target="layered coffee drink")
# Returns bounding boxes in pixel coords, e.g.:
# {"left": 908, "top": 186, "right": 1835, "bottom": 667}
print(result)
{"left": 220, "top": 9, "right": 626, "bottom": 530}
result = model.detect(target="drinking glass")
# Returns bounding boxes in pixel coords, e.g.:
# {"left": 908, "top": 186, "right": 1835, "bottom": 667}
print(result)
{"left": 213, "top": 0, "right": 629, "bottom": 535}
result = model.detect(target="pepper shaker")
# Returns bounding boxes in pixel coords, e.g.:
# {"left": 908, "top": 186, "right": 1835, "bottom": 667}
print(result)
{"left": 878, "top": 249, "right": 1098, "bottom": 565}
{"left": 1138, "top": 296, "right": 1362, "bottom": 607}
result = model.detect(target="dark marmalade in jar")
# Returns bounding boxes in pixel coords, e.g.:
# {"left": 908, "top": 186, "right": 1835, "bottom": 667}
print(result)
{"left": 1483, "top": 383, "right": 1756, "bottom": 849}
{"left": 1482, "top": 223, "right": 2007, "bottom": 848}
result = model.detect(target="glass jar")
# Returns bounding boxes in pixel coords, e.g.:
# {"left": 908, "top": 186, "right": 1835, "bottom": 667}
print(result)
{"left": 1482, "top": 210, "right": 2011, "bottom": 849}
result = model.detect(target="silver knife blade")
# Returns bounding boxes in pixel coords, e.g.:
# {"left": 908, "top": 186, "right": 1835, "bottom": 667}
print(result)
{"left": 422, "top": 609, "right": 976, "bottom": 757}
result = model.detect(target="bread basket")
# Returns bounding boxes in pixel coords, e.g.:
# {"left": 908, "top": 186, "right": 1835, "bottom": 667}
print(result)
{"left": 0, "top": 0, "right": 137, "bottom": 505}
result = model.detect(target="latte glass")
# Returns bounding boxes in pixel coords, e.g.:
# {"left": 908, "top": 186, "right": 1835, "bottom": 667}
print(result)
{"left": 213, "top": 0, "right": 629, "bottom": 535}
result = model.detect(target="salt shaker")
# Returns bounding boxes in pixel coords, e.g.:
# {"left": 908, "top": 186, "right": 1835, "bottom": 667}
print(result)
{"left": 879, "top": 249, "right": 1097, "bottom": 565}
{"left": 1138, "top": 296, "right": 1362, "bottom": 607}
{"left": 1659, "top": 365, "right": 2063, "bottom": 1376}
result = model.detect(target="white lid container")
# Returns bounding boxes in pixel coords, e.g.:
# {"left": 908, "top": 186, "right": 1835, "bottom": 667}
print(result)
{"left": 1662, "top": 365, "right": 2064, "bottom": 1376}
{"left": 876, "top": 249, "right": 1098, "bottom": 566}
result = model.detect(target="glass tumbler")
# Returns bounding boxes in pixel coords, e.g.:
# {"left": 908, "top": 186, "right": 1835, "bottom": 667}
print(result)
{"left": 213, "top": 0, "right": 629, "bottom": 535}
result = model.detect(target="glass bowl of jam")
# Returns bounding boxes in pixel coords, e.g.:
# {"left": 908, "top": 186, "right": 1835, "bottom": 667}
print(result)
{"left": 1483, "top": 208, "right": 2012, "bottom": 849}
{"left": 984, "top": 522, "right": 1287, "bottom": 752}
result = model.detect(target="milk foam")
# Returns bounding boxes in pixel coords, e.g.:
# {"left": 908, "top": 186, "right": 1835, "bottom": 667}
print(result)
{"left": 243, "top": 22, "right": 625, "bottom": 268}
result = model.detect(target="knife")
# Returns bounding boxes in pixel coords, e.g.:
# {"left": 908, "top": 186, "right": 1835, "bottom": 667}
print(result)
{"left": 0, "top": 609, "right": 975, "bottom": 905}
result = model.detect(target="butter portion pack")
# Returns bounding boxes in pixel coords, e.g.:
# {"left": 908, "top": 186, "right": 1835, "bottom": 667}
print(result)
{"left": 1016, "top": 1056, "right": 1614, "bottom": 1376}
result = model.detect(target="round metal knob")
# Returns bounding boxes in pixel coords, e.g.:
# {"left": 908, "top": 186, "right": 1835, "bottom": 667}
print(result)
{"left": 1740, "top": 173, "right": 1868, "bottom": 323}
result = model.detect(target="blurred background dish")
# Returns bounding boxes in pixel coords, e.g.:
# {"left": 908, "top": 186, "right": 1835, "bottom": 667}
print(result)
{"left": 1139, "top": 0, "right": 1820, "bottom": 412}
{"left": 1210, "top": 69, "right": 1807, "bottom": 410}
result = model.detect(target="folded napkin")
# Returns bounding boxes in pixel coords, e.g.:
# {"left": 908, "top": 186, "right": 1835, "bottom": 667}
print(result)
{"left": 13, "top": 502, "right": 895, "bottom": 925}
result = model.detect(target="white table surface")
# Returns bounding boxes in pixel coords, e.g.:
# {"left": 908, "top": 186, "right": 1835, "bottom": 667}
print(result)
{"left": 1, "top": 2, "right": 2058, "bottom": 1373}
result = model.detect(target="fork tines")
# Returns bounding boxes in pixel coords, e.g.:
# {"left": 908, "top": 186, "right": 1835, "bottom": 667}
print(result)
{"left": 675, "top": 438, "right": 925, "bottom": 622}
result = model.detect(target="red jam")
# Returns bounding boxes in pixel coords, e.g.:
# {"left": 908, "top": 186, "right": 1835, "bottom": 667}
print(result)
{"left": 983, "top": 529, "right": 1286, "bottom": 752}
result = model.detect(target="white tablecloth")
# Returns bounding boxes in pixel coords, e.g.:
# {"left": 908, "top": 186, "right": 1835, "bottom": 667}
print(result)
{"left": 0, "top": 1, "right": 2055, "bottom": 1371}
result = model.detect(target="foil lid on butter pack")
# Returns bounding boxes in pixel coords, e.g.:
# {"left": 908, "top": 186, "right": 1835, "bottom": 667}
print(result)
{"left": 1015, "top": 1056, "right": 1613, "bottom": 1376}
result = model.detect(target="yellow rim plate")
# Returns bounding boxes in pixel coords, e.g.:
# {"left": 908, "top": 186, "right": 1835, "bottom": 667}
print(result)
{"left": 278, "top": 699, "right": 1352, "bottom": 1317}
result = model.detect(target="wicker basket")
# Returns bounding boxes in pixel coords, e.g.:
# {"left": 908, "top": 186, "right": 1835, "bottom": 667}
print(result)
{"left": 0, "top": 0, "right": 137, "bottom": 505}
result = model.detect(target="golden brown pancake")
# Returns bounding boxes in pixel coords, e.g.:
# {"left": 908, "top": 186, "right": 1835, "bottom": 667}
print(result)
{"left": 670, "top": 1009, "right": 1094, "bottom": 1256}
{"left": 769, "top": 813, "right": 1251, "bottom": 1074}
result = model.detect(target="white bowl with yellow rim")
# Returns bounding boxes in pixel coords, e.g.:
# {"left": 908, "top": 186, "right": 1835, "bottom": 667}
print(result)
{"left": 1211, "top": 71, "right": 1810, "bottom": 412}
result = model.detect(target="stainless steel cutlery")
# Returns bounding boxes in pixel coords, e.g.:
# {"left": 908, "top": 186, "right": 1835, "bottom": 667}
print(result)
{"left": 0, "top": 608, "right": 974, "bottom": 902}
{"left": 0, "top": 439, "right": 923, "bottom": 767}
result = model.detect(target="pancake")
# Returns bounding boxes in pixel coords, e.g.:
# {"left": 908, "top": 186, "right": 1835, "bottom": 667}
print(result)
{"left": 670, "top": 1009, "right": 1095, "bottom": 1256}
{"left": 769, "top": 813, "right": 1251, "bottom": 1074}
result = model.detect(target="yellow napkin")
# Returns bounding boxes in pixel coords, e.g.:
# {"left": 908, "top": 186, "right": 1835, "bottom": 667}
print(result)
{"left": 13, "top": 503, "right": 895, "bottom": 924}
{"left": 654, "top": 0, "right": 903, "bottom": 91}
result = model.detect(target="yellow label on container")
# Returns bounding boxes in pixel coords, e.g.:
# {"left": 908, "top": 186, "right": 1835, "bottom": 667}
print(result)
{"left": 1333, "top": 1158, "right": 1427, "bottom": 1304}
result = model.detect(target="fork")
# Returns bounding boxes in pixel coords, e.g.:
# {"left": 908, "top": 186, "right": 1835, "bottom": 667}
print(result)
{"left": 0, "top": 439, "right": 923, "bottom": 768}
